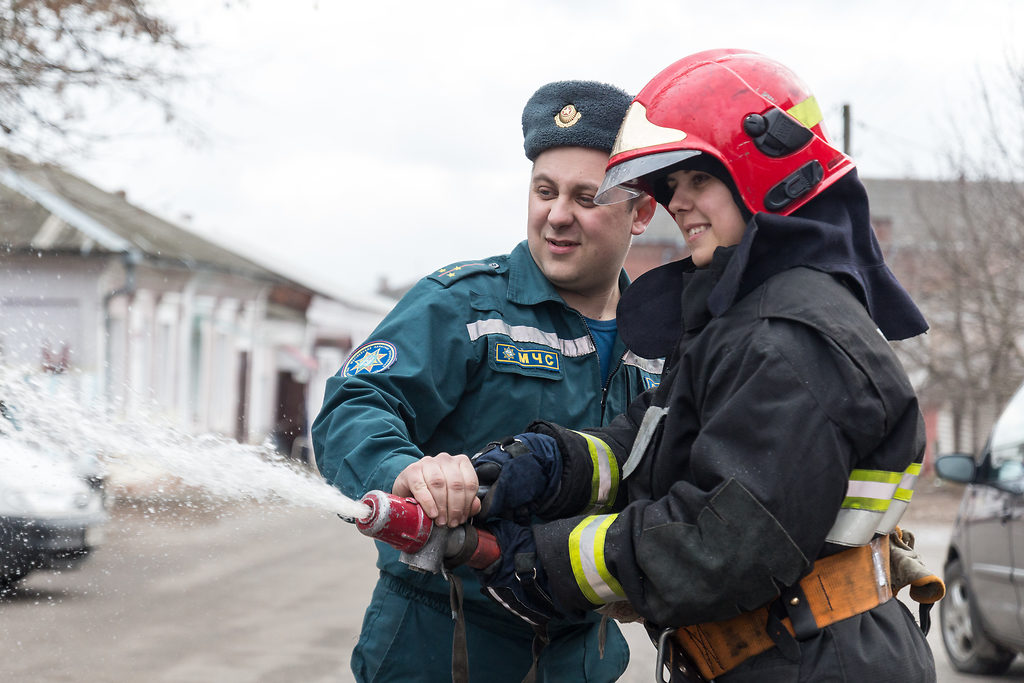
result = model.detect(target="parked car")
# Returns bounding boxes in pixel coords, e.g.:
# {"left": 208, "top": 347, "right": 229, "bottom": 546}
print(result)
{"left": 0, "top": 399, "right": 108, "bottom": 501}
{"left": 935, "top": 381, "right": 1024, "bottom": 674}
{"left": 0, "top": 431, "right": 107, "bottom": 591}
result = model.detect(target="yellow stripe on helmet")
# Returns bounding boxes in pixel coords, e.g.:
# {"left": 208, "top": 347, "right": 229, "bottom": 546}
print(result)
{"left": 786, "top": 96, "right": 823, "bottom": 130}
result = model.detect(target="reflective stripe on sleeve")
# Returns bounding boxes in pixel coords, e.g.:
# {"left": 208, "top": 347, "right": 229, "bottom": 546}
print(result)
{"left": 878, "top": 462, "right": 921, "bottom": 533}
{"left": 876, "top": 499, "right": 910, "bottom": 537}
{"left": 825, "top": 463, "right": 921, "bottom": 546}
{"left": 621, "top": 350, "right": 664, "bottom": 375}
{"left": 894, "top": 462, "right": 921, "bottom": 503}
{"left": 568, "top": 514, "right": 626, "bottom": 605}
{"left": 572, "top": 431, "right": 620, "bottom": 513}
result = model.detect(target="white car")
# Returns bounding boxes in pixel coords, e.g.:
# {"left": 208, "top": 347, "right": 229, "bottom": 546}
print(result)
{"left": 1, "top": 435, "right": 107, "bottom": 590}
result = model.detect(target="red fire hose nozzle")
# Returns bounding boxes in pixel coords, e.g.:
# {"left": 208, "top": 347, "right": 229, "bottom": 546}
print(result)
{"left": 354, "top": 490, "right": 500, "bottom": 575}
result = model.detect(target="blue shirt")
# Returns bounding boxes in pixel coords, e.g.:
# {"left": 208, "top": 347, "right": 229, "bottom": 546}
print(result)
{"left": 584, "top": 316, "right": 618, "bottom": 386}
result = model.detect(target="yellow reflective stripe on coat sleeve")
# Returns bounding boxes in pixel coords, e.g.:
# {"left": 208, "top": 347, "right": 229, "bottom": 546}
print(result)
{"left": 572, "top": 431, "right": 620, "bottom": 513}
{"left": 894, "top": 462, "right": 921, "bottom": 503}
{"left": 825, "top": 463, "right": 921, "bottom": 547}
{"left": 569, "top": 514, "right": 626, "bottom": 605}
{"left": 878, "top": 462, "right": 921, "bottom": 533}
{"left": 841, "top": 469, "right": 901, "bottom": 510}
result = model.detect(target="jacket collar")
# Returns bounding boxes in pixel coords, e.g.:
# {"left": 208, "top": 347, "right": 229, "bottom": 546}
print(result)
{"left": 506, "top": 240, "right": 631, "bottom": 309}
{"left": 615, "top": 249, "right": 734, "bottom": 359}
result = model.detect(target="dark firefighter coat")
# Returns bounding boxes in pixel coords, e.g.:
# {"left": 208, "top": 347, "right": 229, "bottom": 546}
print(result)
{"left": 526, "top": 175, "right": 936, "bottom": 681}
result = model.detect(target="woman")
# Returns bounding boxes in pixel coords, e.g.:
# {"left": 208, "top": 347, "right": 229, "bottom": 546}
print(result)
{"left": 468, "top": 49, "right": 937, "bottom": 682}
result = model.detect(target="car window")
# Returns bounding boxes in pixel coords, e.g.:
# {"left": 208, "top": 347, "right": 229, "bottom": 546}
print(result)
{"left": 989, "top": 383, "right": 1024, "bottom": 485}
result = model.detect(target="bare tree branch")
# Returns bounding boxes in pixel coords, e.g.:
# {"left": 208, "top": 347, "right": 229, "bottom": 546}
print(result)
{"left": 0, "top": 0, "right": 191, "bottom": 154}
{"left": 892, "top": 58, "right": 1024, "bottom": 452}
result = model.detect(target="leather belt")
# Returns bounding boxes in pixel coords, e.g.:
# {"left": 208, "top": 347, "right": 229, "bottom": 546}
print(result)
{"left": 673, "top": 537, "right": 891, "bottom": 680}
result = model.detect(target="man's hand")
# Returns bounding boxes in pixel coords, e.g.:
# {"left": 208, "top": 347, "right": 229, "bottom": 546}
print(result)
{"left": 392, "top": 453, "right": 482, "bottom": 527}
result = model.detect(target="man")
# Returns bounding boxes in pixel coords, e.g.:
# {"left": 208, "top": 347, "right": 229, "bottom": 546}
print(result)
{"left": 312, "top": 80, "right": 659, "bottom": 682}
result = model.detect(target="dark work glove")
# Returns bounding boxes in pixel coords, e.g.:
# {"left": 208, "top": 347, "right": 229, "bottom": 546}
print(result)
{"left": 474, "top": 518, "right": 564, "bottom": 626}
{"left": 471, "top": 433, "right": 562, "bottom": 522}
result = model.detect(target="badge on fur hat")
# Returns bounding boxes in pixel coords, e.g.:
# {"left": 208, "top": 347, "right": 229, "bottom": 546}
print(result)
{"left": 522, "top": 80, "right": 631, "bottom": 160}
{"left": 555, "top": 104, "right": 581, "bottom": 128}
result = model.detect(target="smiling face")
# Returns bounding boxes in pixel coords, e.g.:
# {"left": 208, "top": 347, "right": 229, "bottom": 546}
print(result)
{"left": 527, "top": 147, "right": 652, "bottom": 315}
{"left": 664, "top": 168, "right": 748, "bottom": 267}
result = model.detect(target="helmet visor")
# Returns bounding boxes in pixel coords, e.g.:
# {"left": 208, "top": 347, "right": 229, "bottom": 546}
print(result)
{"left": 594, "top": 149, "right": 701, "bottom": 205}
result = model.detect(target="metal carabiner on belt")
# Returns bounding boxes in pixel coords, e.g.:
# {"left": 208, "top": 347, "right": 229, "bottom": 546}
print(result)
{"left": 656, "top": 627, "right": 707, "bottom": 683}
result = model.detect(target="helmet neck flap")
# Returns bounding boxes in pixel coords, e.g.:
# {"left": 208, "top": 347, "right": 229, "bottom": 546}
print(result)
{"left": 615, "top": 170, "right": 929, "bottom": 350}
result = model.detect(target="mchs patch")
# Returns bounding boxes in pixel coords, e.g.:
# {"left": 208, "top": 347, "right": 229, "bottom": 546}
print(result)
{"left": 344, "top": 341, "right": 398, "bottom": 376}
{"left": 495, "top": 342, "right": 560, "bottom": 372}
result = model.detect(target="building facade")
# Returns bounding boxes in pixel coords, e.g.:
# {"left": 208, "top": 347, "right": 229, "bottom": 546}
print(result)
{"left": 0, "top": 151, "right": 390, "bottom": 456}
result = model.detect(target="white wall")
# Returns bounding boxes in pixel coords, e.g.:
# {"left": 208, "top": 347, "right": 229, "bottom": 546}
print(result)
{"left": 0, "top": 254, "right": 105, "bottom": 376}
{"left": 304, "top": 293, "right": 391, "bottom": 451}
{"left": 1, "top": 252, "right": 394, "bottom": 450}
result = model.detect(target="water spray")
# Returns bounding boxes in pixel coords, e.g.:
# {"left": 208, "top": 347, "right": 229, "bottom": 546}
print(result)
{"left": 1, "top": 368, "right": 500, "bottom": 576}
{"left": 347, "top": 490, "right": 500, "bottom": 574}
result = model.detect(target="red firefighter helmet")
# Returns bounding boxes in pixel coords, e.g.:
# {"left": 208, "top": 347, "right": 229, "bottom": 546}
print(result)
{"left": 595, "top": 49, "right": 854, "bottom": 215}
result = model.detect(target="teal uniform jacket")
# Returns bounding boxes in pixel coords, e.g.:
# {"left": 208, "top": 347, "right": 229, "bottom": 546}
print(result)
{"left": 312, "top": 240, "right": 662, "bottom": 640}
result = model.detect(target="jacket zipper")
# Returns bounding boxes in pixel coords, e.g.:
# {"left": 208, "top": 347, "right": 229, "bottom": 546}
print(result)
{"left": 574, "top": 311, "right": 623, "bottom": 420}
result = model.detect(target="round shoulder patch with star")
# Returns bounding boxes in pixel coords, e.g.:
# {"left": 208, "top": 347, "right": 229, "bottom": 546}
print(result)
{"left": 343, "top": 340, "right": 398, "bottom": 376}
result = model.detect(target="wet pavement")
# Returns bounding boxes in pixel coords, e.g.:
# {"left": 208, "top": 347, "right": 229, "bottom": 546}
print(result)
{"left": 0, "top": 498, "right": 375, "bottom": 682}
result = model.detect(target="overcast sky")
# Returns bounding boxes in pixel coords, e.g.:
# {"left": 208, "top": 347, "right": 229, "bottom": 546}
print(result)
{"left": 62, "top": 0, "right": 1022, "bottom": 299}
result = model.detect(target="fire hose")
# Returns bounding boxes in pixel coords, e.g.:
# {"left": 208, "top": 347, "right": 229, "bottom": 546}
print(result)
{"left": 346, "top": 490, "right": 501, "bottom": 574}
